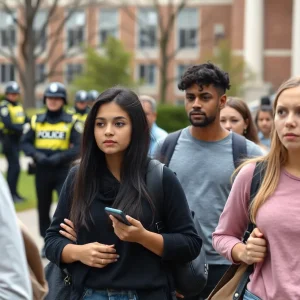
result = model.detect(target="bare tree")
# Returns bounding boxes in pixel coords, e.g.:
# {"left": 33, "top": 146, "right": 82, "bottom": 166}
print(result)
{"left": 121, "top": 0, "right": 199, "bottom": 103}
{"left": 0, "top": 0, "right": 86, "bottom": 108}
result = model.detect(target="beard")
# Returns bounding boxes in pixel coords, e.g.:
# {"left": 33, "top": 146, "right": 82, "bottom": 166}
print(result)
{"left": 188, "top": 112, "right": 217, "bottom": 127}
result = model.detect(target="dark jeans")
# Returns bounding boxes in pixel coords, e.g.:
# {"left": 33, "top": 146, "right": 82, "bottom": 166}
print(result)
{"left": 3, "top": 135, "right": 20, "bottom": 196}
{"left": 186, "top": 264, "right": 229, "bottom": 300}
{"left": 35, "top": 165, "right": 69, "bottom": 237}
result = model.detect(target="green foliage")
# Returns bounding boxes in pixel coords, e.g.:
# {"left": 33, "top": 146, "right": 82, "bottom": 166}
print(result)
{"left": 0, "top": 94, "right": 5, "bottom": 101}
{"left": 156, "top": 105, "right": 189, "bottom": 133}
{"left": 204, "top": 40, "right": 253, "bottom": 96}
{"left": 72, "top": 37, "right": 136, "bottom": 92}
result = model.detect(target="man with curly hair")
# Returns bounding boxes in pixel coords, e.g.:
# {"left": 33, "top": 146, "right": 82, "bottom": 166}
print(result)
{"left": 156, "top": 62, "right": 263, "bottom": 299}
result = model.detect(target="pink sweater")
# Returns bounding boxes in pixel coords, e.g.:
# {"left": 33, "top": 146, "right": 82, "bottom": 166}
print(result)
{"left": 213, "top": 163, "right": 300, "bottom": 300}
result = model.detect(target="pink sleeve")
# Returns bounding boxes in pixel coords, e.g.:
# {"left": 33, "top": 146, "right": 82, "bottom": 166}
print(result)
{"left": 212, "top": 163, "right": 256, "bottom": 263}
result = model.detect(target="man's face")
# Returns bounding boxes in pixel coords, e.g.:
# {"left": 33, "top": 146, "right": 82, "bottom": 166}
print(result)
{"left": 46, "top": 97, "right": 64, "bottom": 111}
{"left": 76, "top": 101, "right": 88, "bottom": 111}
{"left": 6, "top": 93, "right": 19, "bottom": 102}
{"left": 142, "top": 101, "right": 156, "bottom": 128}
{"left": 185, "top": 83, "right": 226, "bottom": 127}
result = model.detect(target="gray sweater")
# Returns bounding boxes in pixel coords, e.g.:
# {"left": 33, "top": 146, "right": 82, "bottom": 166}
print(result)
{"left": 156, "top": 128, "right": 263, "bottom": 265}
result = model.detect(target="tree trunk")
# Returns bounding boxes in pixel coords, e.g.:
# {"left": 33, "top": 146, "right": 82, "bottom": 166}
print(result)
{"left": 23, "top": 14, "right": 36, "bottom": 108}
{"left": 159, "top": 37, "right": 169, "bottom": 104}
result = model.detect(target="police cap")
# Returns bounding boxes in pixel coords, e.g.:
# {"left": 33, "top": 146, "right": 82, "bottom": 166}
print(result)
{"left": 5, "top": 81, "right": 20, "bottom": 94}
{"left": 75, "top": 90, "right": 88, "bottom": 103}
{"left": 44, "top": 82, "right": 67, "bottom": 104}
{"left": 87, "top": 90, "right": 99, "bottom": 101}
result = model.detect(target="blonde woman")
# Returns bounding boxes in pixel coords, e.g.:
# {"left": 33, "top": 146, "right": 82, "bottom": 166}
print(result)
{"left": 212, "top": 77, "right": 300, "bottom": 300}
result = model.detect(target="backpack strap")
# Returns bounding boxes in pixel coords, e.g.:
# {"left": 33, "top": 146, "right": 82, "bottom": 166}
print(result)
{"left": 159, "top": 130, "right": 182, "bottom": 167}
{"left": 243, "top": 162, "right": 266, "bottom": 242}
{"left": 232, "top": 132, "right": 247, "bottom": 169}
{"left": 146, "top": 159, "right": 165, "bottom": 232}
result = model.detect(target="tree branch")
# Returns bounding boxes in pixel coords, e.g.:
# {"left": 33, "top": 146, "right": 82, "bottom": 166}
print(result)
{"left": 0, "top": 0, "right": 26, "bottom": 32}
{"left": 34, "top": 0, "right": 82, "bottom": 59}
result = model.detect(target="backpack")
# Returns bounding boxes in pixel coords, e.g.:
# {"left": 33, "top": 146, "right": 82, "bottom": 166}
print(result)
{"left": 146, "top": 156, "right": 265, "bottom": 297}
{"left": 158, "top": 130, "right": 247, "bottom": 169}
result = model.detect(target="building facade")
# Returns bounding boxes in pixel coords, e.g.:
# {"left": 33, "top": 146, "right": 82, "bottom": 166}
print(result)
{"left": 0, "top": 0, "right": 298, "bottom": 105}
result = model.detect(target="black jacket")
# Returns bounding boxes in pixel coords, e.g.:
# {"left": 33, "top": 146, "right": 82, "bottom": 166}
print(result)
{"left": 45, "top": 164, "right": 201, "bottom": 300}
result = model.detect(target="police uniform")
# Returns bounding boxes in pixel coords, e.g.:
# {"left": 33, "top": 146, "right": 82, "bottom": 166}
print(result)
{"left": 69, "top": 90, "right": 90, "bottom": 123}
{"left": 21, "top": 82, "right": 83, "bottom": 241}
{"left": 0, "top": 81, "right": 28, "bottom": 202}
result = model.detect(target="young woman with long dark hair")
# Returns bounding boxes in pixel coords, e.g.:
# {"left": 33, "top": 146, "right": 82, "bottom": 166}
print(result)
{"left": 213, "top": 77, "right": 300, "bottom": 299}
{"left": 45, "top": 87, "right": 201, "bottom": 300}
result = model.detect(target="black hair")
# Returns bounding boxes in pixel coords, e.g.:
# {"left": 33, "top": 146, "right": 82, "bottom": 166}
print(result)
{"left": 178, "top": 62, "right": 231, "bottom": 94}
{"left": 70, "top": 86, "right": 153, "bottom": 230}
{"left": 260, "top": 96, "right": 271, "bottom": 106}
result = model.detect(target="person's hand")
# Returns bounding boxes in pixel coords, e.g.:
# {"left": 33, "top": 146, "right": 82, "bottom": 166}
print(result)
{"left": 77, "top": 242, "right": 119, "bottom": 268}
{"left": 175, "top": 291, "right": 184, "bottom": 298}
{"left": 59, "top": 218, "right": 77, "bottom": 243}
{"left": 240, "top": 228, "right": 267, "bottom": 265}
{"left": 34, "top": 152, "right": 49, "bottom": 165}
{"left": 109, "top": 215, "right": 147, "bottom": 243}
{"left": 47, "top": 153, "right": 62, "bottom": 166}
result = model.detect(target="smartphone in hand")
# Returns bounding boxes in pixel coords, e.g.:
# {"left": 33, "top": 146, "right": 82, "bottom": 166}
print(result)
{"left": 105, "top": 207, "right": 132, "bottom": 226}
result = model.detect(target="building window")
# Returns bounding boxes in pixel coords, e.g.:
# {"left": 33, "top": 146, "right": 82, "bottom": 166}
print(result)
{"left": 66, "top": 64, "right": 83, "bottom": 83}
{"left": 178, "top": 8, "right": 198, "bottom": 49}
{"left": 66, "top": 10, "right": 85, "bottom": 49}
{"left": 138, "top": 64, "right": 156, "bottom": 85}
{"left": 36, "top": 64, "right": 46, "bottom": 83}
{"left": 33, "top": 11, "right": 47, "bottom": 50}
{"left": 138, "top": 9, "right": 157, "bottom": 48}
{"left": 177, "top": 64, "right": 190, "bottom": 81}
{"left": 0, "top": 64, "right": 15, "bottom": 83}
{"left": 99, "top": 9, "right": 118, "bottom": 45}
{"left": 0, "top": 11, "right": 16, "bottom": 47}
{"left": 214, "top": 23, "right": 225, "bottom": 43}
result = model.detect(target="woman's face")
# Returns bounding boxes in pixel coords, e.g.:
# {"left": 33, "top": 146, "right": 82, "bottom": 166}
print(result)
{"left": 220, "top": 106, "right": 247, "bottom": 136}
{"left": 274, "top": 86, "right": 300, "bottom": 151}
{"left": 94, "top": 102, "right": 132, "bottom": 156}
{"left": 257, "top": 111, "right": 273, "bottom": 136}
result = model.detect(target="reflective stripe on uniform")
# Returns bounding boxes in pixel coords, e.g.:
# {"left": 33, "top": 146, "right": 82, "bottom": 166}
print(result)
{"left": 34, "top": 120, "right": 73, "bottom": 151}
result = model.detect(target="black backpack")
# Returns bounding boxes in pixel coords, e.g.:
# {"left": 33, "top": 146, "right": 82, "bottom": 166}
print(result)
{"left": 158, "top": 130, "right": 247, "bottom": 169}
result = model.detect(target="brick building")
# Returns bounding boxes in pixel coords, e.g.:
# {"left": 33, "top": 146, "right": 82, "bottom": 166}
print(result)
{"left": 0, "top": 0, "right": 298, "bottom": 105}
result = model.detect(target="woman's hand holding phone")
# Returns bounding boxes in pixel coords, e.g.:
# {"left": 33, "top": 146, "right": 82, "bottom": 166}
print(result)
{"left": 109, "top": 215, "right": 147, "bottom": 244}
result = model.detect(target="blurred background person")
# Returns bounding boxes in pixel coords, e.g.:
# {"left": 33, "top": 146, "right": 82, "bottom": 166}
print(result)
{"left": 21, "top": 82, "right": 82, "bottom": 257}
{"left": 71, "top": 90, "right": 90, "bottom": 123}
{"left": 255, "top": 96, "right": 274, "bottom": 149}
{"left": 220, "top": 97, "right": 267, "bottom": 152}
{"left": 140, "top": 95, "right": 167, "bottom": 158}
{"left": 0, "top": 171, "right": 32, "bottom": 299}
{"left": 87, "top": 90, "right": 99, "bottom": 108}
{"left": 0, "top": 81, "right": 28, "bottom": 203}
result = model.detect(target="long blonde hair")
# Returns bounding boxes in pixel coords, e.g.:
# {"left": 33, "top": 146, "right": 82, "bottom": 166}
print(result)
{"left": 236, "top": 77, "right": 300, "bottom": 223}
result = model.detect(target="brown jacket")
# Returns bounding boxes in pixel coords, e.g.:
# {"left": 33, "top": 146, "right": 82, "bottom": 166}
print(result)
{"left": 19, "top": 220, "right": 48, "bottom": 300}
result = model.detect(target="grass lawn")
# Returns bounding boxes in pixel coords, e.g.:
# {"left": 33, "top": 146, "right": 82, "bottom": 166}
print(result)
{"left": 14, "top": 171, "right": 57, "bottom": 212}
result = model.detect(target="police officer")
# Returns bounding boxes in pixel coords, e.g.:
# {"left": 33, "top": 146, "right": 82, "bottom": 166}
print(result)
{"left": 87, "top": 89, "right": 99, "bottom": 108}
{"left": 21, "top": 82, "right": 82, "bottom": 257}
{"left": 70, "top": 90, "right": 90, "bottom": 122}
{"left": 0, "top": 81, "right": 28, "bottom": 203}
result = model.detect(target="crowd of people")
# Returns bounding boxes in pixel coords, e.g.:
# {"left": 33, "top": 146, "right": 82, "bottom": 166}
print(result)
{"left": 0, "top": 61, "right": 299, "bottom": 300}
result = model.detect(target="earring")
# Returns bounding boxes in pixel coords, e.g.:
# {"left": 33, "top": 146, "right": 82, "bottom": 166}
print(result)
{"left": 243, "top": 128, "right": 247, "bottom": 135}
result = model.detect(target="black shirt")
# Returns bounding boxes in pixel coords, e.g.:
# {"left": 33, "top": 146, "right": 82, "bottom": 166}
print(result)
{"left": 45, "top": 163, "right": 201, "bottom": 293}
